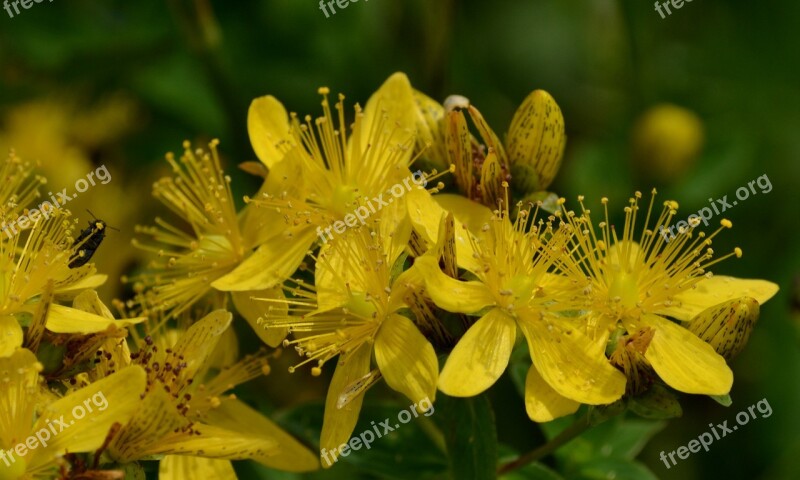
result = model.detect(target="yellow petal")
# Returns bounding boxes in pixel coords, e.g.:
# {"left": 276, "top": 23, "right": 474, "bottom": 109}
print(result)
{"left": 43, "top": 304, "right": 144, "bottom": 334}
{"left": 239, "top": 157, "right": 306, "bottom": 248}
{"left": 434, "top": 195, "right": 493, "bottom": 234}
{"left": 360, "top": 72, "right": 417, "bottom": 158}
{"left": 231, "top": 289, "right": 288, "bottom": 347}
{"left": 374, "top": 314, "right": 438, "bottom": 404}
{"left": 0, "top": 349, "right": 40, "bottom": 445}
{"left": 108, "top": 388, "right": 188, "bottom": 462}
{"left": 248, "top": 95, "right": 293, "bottom": 168}
{"left": 415, "top": 256, "right": 494, "bottom": 314}
{"left": 405, "top": 188, "right": 482, "bottom": 273}
{"left": 29, "top": 366, "right": 147, "bottom": 470}
{"left": 169, "top": 310, "right": 232, "bottom": 382}
{"left": 212, "top": 227, "right": 316, "bottom": 291}
{"left": 638, "top": 314, "right": 732, "bottom": 395}
{"left": 518, "top": 316, "right": 625, "bottom": 405}
{"left": 506, "top": 90, "right": 566, "bottom": 192}
{"left": 320, "top": 342, "right": 371, "bottom": 467}
{"left": 524, "top": 364, "right": 580, "bottom": 422}
{"left": 200, "top": 398, "right": 319, "bottom": 472}
{"left": 160, "top": 456, "right": 237, "bottom": 480}
{"left": 72, "top": 290, "right": 114, "bottom": 319}
{"left": 664, "top": 276, "right": 779, "bottom": 321}
{"left": 412, "top": 89, "right": 448, "bottom": 170}
{"left": 0, "top": 314, "right": 23, "bottom": 356}
{"left": 438, "top": 309, "right": 515, "bottom": 396}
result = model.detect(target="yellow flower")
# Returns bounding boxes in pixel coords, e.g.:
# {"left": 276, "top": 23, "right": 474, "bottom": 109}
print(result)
{"left": 102, "top": 309, "right": 319, "bottom": 475}
{"left": 257, "top": 216, "right": 438, "bottom": 467}
{"left": 0, "top": 348, "right": 146, "bottom": 480}
{"left": 414, "top": 186, "right": 626, "bottom": 422}
{"left": 211, "top": 72, "right": 427, "bottom": 293}
{"left": 631, "top": 104, "right": 704, "bottom": 184}
{"left": 554, "top": 191, "right": 778, "bottom": 397}
{"left": 0, "top": 153, "right": 140, "bottom": 357}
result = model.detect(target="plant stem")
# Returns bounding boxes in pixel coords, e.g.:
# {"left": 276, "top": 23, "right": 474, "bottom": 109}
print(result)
{"left": 496, "top": 415, "right": 592, "bottom": 476}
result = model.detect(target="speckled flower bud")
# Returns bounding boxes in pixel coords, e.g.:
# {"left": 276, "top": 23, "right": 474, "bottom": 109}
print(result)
{"left": 506, "top": 90, "right": 566, "bottom": 193}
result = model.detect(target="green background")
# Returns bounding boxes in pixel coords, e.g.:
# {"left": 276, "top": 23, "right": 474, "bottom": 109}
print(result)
{"left": 1, "top": 0, "right": 798, "bottom": 479}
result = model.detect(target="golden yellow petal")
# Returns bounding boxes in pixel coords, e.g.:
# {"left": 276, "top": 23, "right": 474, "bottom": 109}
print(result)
{"left": 200, "top": 398, "right": 319, "bottom": 472}
{"left": 108, "top": 388, "right": 187, "bottom": 463}
{"left": 159, "top": 456, "right": 237, "bottom": 480}
{"left": 231, "top": 289, "right": 288, "bottom": 347}
{"left": 360, "top": 72, "right": 417, "bottom": 160}
{"left": 412, "top": 89, "right": 448, "bottom": 170}
{"left": 415, "top": 257, "right": 495, "bottom": 314}
{"left": 320, "top": 342, "right": 371, "bottom": 468}
{"left": 506, "top": 90, "right": 566, "bottom": 192}
{"left": 0, "top": 314, "right": 23, "bottom": 357}
{"left": 0, "top": 349, "right": 40, "bottom": 446}
{"left": 248, "top": 95, "right": 293, "bottom": 168}
{"left": 438, "top": 309, "right": 515, "bottom": 397}
{"left": 524, "top": 363, "right": 580, "bottom": 422}
{"left": 71, "top": 290, "right": 114, "bottom": 319}
{"left": 212, "top": 227, "right": 316, "bottom": 291}
{"left": 29, "top": 365, "right": 147, "bottom": 470}
{"left": 638, "top": 314, "right": 732, "bottom": 395}
{"left": 518, "top": 316, "right": 625, "bottom": 405}
{"left": 405, "top": 188, "right": 482, "bottom": 273}
{"left": 169, "top": 310, "right": 232, "bottom": 381}
{"left": 43, "top": 304, "right": 144, "bottom": 334}
{"left": 433, "top": 194, "right": 493, "bottom": 233}
{"left": 374, "top": 314, "right": 438, "bottom": 404}
{"left": 664, "top": 276, "right": 780, "bottom": 321}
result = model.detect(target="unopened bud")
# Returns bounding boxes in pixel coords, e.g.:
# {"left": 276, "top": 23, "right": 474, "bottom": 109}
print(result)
{"left": 506, "top": 90, "right": 566, "bottom": 193}
{"left": 687, "top": 297, "right": 759, "bottom": 359}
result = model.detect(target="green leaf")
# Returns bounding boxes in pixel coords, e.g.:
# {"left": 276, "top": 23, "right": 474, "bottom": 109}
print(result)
{"left": 572, "top": 459, "right": 658, "bottom": 480}
{"left": 710, "top": 393, "right": 733, "bottom": 407}
{"left": 500, "top": 462, "right": 566, "bottom": 480}
{"left": 540, "top": 416, "right": 666, "bottom": 467}
{"left": 437, "top": 393, "right": 498, "bottom": 480}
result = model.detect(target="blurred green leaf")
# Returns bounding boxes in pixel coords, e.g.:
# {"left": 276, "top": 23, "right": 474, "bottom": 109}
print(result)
{"left": 572, "top": 459, "right": 658, "bottom": 480}
{"left": 437, "top": 393, "right": 498, "bottom": 480}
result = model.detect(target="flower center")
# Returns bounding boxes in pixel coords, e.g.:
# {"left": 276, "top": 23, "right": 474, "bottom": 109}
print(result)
{"left": 346, "top": 292, "right": 378, "bottom": 320}
{"left": 608, "top": 272, "right": 639, "bottom": 310}
{"left": 329, "top": 184, "right": 358, "bottom": 217}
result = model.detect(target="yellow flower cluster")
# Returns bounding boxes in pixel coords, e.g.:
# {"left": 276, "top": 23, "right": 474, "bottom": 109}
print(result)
{"left": 0, "top": 72, "right": 779, "bottom": 478}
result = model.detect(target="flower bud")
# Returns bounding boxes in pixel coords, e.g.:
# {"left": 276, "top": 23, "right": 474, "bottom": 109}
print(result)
{"left": 506, "top": 90, "right": 566, "bottom": 193}
{"left": 631, "top": 104, "right": 704, "bottom": 184}
{"left": 687, "top": 297, "right": 759, "bottom": 359}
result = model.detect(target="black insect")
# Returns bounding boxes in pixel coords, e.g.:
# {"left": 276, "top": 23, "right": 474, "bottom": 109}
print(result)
{"left": 69, "top": 211, "right": 117, "bottom": 268}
